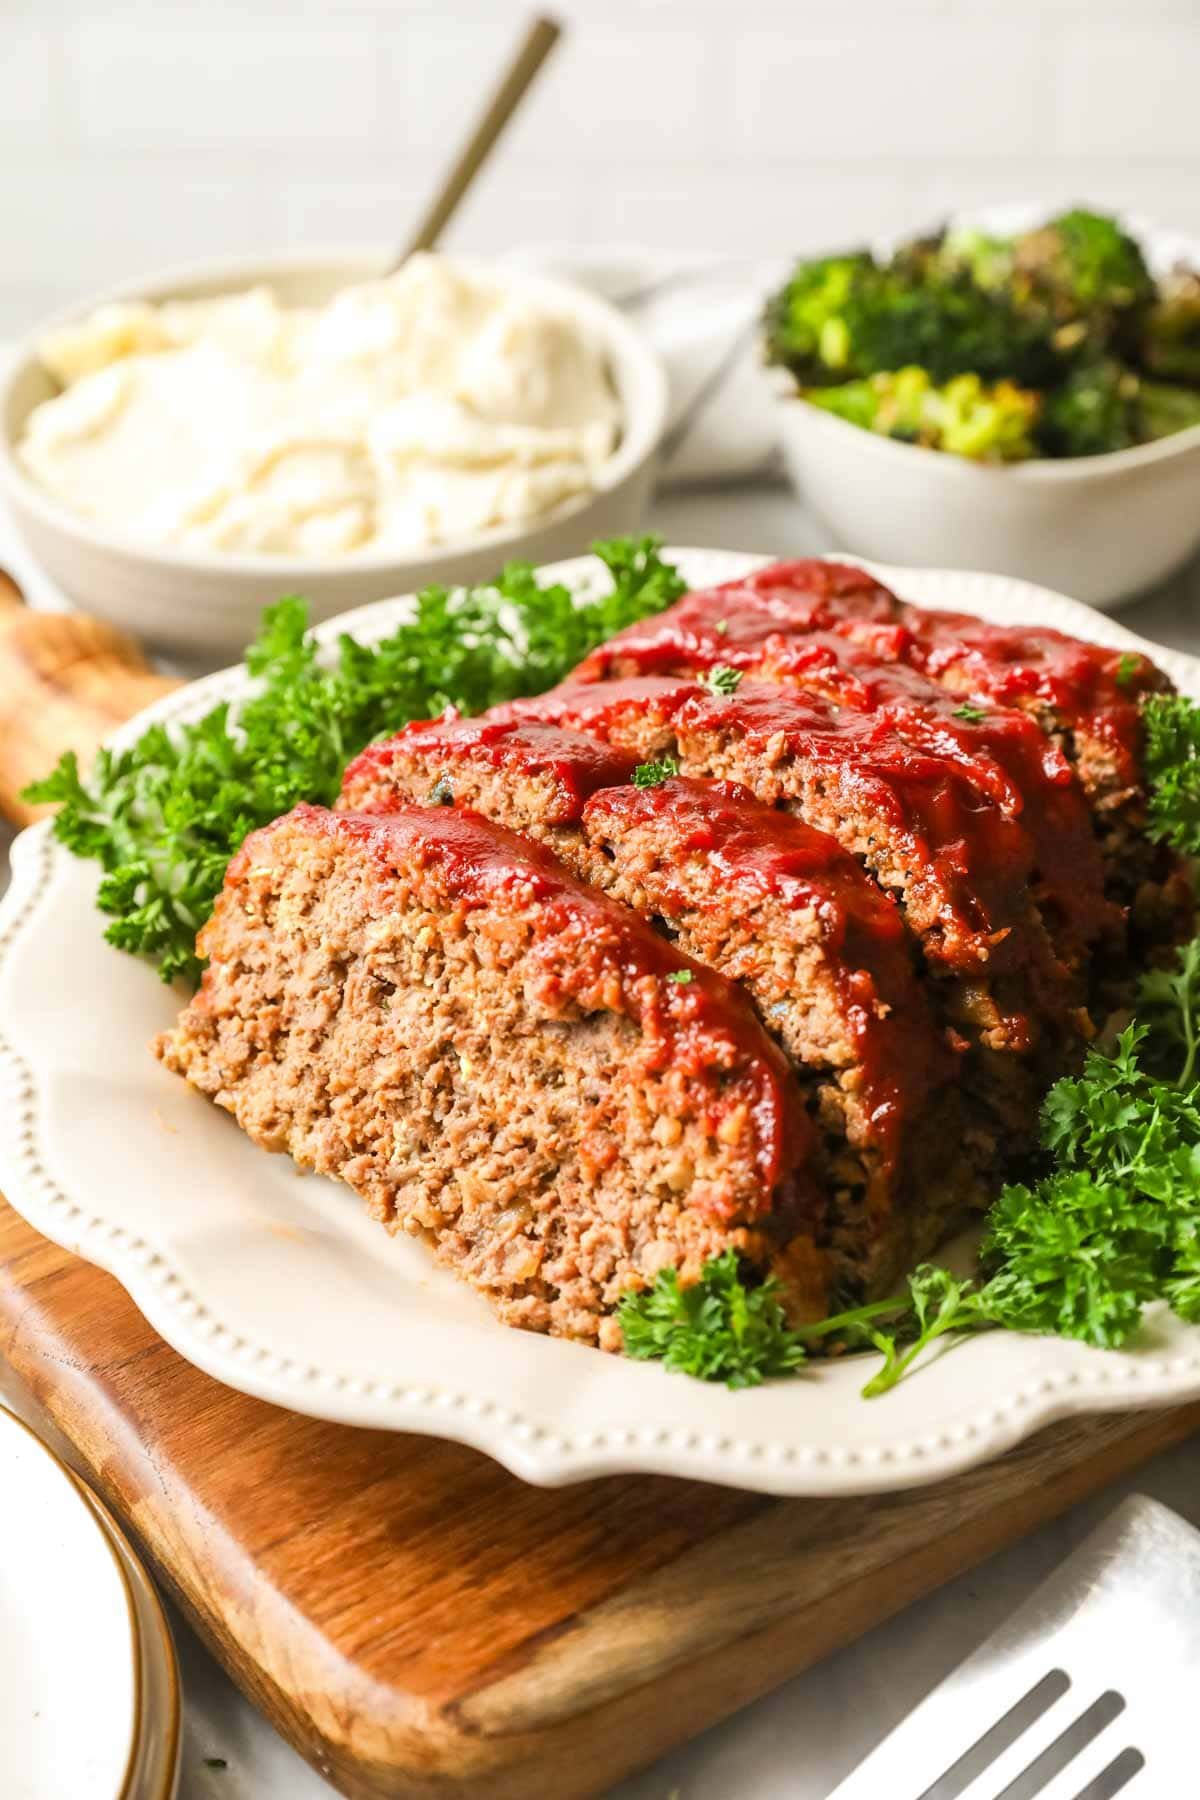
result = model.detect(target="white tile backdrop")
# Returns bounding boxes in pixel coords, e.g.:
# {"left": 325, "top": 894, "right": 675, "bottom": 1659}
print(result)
{"left": 3, "top": 0, "right": 1199, "bottom": 332}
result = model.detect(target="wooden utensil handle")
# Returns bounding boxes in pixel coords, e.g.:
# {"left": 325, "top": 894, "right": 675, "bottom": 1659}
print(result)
{"left": 0, "top": 570, "right": 180, "bottom": 828}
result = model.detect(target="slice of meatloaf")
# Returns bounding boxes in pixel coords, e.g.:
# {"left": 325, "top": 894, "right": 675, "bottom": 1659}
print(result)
{"left": 343, "top": 724, "right": 991, "bottom": 1295}
{"left": 684, "top": 560, "right": 1187, "bottom": 943}
{"left": 580, "top": 559, "right": 1190, "bottom": 958}
{"left": 494, "top": 675, "right": 1077, "bottom": 1056}
{"left": 837, "top": 607, "right": 1191, "bottom": 949}
{"left": 155, "top": 803, "right": 826, "bottom": 1340}
{"left": 342, "top": 713, "right": 637, "bottom": 850}
{"left": 580, "top": 780, "right": 995, "bottom": 1292}
{"left": 572, "top": 559, "right": 903, "bottom": 683}
{"left": 572, "top": 610, "right": 1116, "bottom": 966}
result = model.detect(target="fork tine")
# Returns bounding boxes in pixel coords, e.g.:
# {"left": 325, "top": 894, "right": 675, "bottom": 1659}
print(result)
{"left": 829, "top": 1498, "right": 1200, "bottom": 1800}
{"left": 930, "top": 1684, "right": 1121, "bottom": 1800}
{"left": 1017, "top": 1734, "right": 1145, "bottom": 1800}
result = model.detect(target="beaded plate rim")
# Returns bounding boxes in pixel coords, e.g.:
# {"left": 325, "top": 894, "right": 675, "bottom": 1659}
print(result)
{"left": 2, "top": 548, "right": 1199, "bottom": 1497}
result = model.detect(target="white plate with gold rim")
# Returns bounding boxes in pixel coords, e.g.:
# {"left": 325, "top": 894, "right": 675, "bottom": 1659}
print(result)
{"left": 0, "top": 1406, "right": 140, "bottom": 1798}
{"left": 75, "top": 1480, "right": 182, "bottom": 1800}
{"left": 1, "top": 549, "right": 1199, "bottom": 1499}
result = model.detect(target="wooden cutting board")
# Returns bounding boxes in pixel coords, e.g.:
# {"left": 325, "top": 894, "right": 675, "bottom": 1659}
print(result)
{"left": 1, "top": 575, "right": 1198, "bottom": 1798}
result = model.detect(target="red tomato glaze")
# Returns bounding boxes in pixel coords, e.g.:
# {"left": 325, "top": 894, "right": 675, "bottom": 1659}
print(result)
{"left": 582, "top": 776, "right": 955, "bottom": 1171}
{"left": 229, "top": 803, "right": 815, "bottom": 1222}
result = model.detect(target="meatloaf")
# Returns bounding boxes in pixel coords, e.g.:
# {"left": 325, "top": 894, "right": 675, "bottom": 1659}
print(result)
{"left": 490, "top": 674, "right": 1081, "bottom": 1069}
{"left": 574, "top": 609, "right": 1116, "bottom": 969}
{"left": 343, "top": 720, "right": 993, "bottom": 1294}
{"left": 572, "top": 559, "right": 904, "bottom": 683}
{"left": 838, "top": 604, "right": 1191, "bottom": 949}
{"left": 581, "top": 559, "right": 1189, "bottom": 953}
{"left": 155, "top": 802, "right": 826, "bottom": 1340}
{"left": 157, "top": 557, "right": 1188, "bottom": 1353}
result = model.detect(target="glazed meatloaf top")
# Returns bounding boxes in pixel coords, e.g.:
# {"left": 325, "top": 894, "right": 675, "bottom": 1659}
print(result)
{"left": 343, "top": 714, "right": 637, "bottom": 827}
{"left": 222, "top": 803, "right": 815, "bottom": 1223}
{"left": 496, "top": 674, "right": 1049, "bottom": 982}
{"left": 570, "top": 608, "right": 1115, "bottom": 955}
{"left": 574, "top": 561, "right": 902, "bottom": 684}
{"left": 339, "top": 724, "right": 980, "bottom": 1297}
{"left": 343, "top": 718, "right": 951, "bottom": 1127}
{"left": 837, "top": 611, "right": 1166, "bottom": 806}
{"left": 580, "top": 559, "right": 1170, "bottom": 807}
{"left": 673, "top": 560, "right": 1170, "bottom": 806}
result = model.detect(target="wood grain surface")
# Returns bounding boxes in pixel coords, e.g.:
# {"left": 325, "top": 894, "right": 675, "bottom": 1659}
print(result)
{"left": 1, "top": 1200, "right": 1198, "bottom": 1798}
{"left": 1, "top": 571, "right": 1198, "bottom": 1796}
{"left": 0, "top": 567, "right": 177, "bottom": 825}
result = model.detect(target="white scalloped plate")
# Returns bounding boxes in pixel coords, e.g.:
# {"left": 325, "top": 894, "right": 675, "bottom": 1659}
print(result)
{"left": 3, "top": 549, "right": 1200, "bottom": 1498}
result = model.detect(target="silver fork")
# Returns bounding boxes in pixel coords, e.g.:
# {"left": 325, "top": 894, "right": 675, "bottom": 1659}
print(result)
{"left": 828, "top": 1495, "right": 1198, "bottom": 1799}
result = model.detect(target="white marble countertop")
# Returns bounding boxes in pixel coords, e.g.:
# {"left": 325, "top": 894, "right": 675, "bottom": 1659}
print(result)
{"left": 8, "top": 478, "right": 1200, "bottom": 1799}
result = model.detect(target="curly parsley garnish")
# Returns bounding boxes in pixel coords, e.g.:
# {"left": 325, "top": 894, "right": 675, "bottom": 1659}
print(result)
{"left": 704, "top": 664, "right": 743, "bottom": 696}
{"left": 619, "top": 1250, "right": 807, "bottom": 1387}
{"left": 623, "top": 688, "right": 1200, "bottom": 1392}
{"left": 622, "top": 935, "right": 1200, "bottom": 1392}
{"left": 952, "top": 701, "right": 987, "bottom": 723}
{"left": 1115, "top": 652, "right": 1142, "bottom": 689}
{"left": 24, "top": 537, "right": 685, "bottom": 983}
{"left": 1144, "top": 693, "right": 1200, "bottom": 856}
{"left": 632, "top": 757, "right": 679, "bottom": 788}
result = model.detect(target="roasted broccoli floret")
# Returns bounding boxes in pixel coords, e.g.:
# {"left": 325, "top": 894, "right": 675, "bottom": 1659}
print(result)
{"left": 937, "top": 225, "right": 1015, "bottom": 292}
{"left": 1139, "top": 269, "right": 1200, "bottom": 385}
{"left": 805, "top": 367, "right": 1039, "bottom": 462}
{"left": 1137, "top": 378, "right": 1200, "bottom": 441}
{"left": 855, "top": 276, "right": 1058, "bottom": 386}
{"left": 763, "top": 253, "right": 879, "bottom": 378}
{"left": 889, "top": 229, "right": 949, "bottom": 283}
{"left": 767, "top": 210, "right": 1189, "bottom": 463}
{"left": 765, "top": 254, "right": 1059, "bottom": 387}
{"left": 1012, "top": 209, "right": 1153, "bottom": 341}
{"left": 1039, "top": 360, "right": 1200, "bottom": 456}
{"left": 1039, "top": 360, "right": 1139, "bottom": 457}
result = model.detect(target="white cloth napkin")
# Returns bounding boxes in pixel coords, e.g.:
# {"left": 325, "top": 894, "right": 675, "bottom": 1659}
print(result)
{"left": 502, "top": 246, "right": 787, "bottom": 486}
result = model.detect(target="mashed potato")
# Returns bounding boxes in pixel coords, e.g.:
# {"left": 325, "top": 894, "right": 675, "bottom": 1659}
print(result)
{"left": 19, "top": 256, "right": 622, "bottom": 557}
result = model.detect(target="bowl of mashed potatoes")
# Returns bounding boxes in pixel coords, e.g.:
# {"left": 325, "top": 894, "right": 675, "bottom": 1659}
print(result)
{"left": 0, "top": 251, "right": 667, "bottom": 656}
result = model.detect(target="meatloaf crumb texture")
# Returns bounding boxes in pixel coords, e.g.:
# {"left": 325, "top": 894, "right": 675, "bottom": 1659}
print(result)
{"left": 497, "top": 675, "right": 1085, "bottom": 1078}
{"left": 583, "top": 560, "right": 1190, "bottom": 961}
{"left": 343, "top": 728, "right": 993, "bottom": 1296}
{"left": 158, "top": 559, "right": 1193, "bottom": 1347}
{"left": 156, "top": 804, "right": 826, "bottom": 1341}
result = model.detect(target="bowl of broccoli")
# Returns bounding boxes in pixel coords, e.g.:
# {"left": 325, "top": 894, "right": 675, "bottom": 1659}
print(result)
{"left": 765, "top": 207, "right": 1200, "bottom": 610}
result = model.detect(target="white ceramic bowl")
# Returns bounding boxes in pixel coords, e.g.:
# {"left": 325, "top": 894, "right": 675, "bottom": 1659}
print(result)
{"left": 0, "top": 250, "right": 669, "bottom": 658}
{"left": 769, "top": 212, "right": 1200, "bottom": 612}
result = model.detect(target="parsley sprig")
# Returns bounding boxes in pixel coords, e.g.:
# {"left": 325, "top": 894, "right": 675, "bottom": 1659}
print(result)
{"left": 704, "top": 664, "right": 743, "bottom": 696}
{"left": 1144, "top": 693, "right": 1200, "bottom": 856}
{"left": 632, "top": 756, "right": 679, "bottom": 788}
{"left": 619, "top": 1251, "right": 807, "bottom": 1388}
{"left": 24, "top": 537, "right": 685, "bottom": 983}
{"left": 621, "top": 938, "right": 1200, "bottom": 1392}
